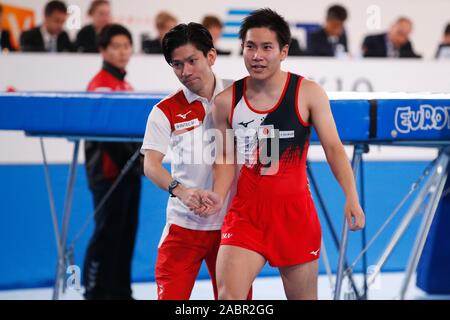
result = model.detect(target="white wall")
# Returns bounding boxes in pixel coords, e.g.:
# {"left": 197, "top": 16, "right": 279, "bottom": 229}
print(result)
{"left": 2, "top": 54, "right": 450, "bottom": 92}
{"left": 0, "top": 53, "right": 446, "bottom": 164}
{"left": 2, "top": 0, "right": 449, "bottom": 59}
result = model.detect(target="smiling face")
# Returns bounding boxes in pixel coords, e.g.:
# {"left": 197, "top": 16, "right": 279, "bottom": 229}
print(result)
{"left": 242, "top": 27, "right": 288, "bottom": 81}
{"left": 170, "top": 43, "right": 216, "bottom": 95}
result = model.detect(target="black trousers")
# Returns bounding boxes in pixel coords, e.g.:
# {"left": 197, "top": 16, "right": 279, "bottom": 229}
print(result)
{"left": 83, "top": 175, "right": 141, "bottom": 299}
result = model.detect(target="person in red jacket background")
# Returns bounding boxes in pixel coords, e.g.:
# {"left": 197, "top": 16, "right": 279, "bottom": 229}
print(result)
{"left": 83, "top": 24, "right": 142, "bottom": 300}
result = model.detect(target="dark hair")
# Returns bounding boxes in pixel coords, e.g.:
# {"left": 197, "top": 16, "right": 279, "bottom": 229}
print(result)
{"left": 88, "top": 0, "right": 109, "bottom": 16}
{"left": 239, "top": 8, "right": 291, "bottom": 49}
{"left": 97, "top": 24, "right": 133, "bottom": 49}
{"left": 445, "top": 23, "right": 450, "bottom": 35}
{"left": 327, "top": 4, "right": 348, "bottom": 21}
{"left": 162, "top": 22, "right": 214, "bottom": 65}
{"left": 44, "top": 0, "right": 67, "bottom": 17}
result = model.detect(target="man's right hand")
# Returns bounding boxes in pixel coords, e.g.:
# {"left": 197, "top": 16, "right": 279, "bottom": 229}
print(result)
{"left": 194, "top": 190, "right": 224, "bottom": 217}
{"left": 173, "top": 186, "right": 224, "bottom": 217}
{"left": 173, "top": 186, "right": 204, "bottom": 212}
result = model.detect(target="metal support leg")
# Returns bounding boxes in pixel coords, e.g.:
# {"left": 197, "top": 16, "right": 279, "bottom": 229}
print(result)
{"left": 40, "top": 138, "right": 63, "bottom": 263}
{"left": 334, "top": 144, "right": 365, "bottom": 300}
{"left": 360, "top": 156, "right": 368, "bottom": 299}
{"left": 398, "top": 151, "right": 449, "bottom": 299}
{"left": 307, "top": 163, "right": 361, "bottom": 299}
{"left": 366, "top": 157, "right": 441, "bottom": 287}
{"left": 52, "top": 140, "right": 80, "bottom": 300}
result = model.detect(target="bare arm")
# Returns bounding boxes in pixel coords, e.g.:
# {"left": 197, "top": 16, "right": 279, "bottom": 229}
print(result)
{"left": 144, "top": 149, "right": 203, "bottom": 210}
{"left": 143, "top": 150, "right": 173, "bottom": 191}
{"left": 304, "top": 80, "right": 365, "bottom": 230}
{"left": 211, "top": 87, "right": 236, "bottom": 202}
{"left": 161, "top": 87, "right": 236, "bottom": 217}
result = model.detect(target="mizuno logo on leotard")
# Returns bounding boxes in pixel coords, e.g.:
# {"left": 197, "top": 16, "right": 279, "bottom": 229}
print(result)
{"left": 238, "top": 120, "right": 255, "bottom": 128}
{"left": 222, "top": 233, "right": 233, "bottom": 239}
{"left": 310, "top": 249, "right": 320, "bottom": 256}
{"left": 176, "top": 110, "right": 192, "bottom": 119}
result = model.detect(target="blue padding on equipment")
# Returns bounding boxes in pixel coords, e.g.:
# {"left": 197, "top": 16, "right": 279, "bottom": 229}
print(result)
{"left": 311, "top": 99, "right": 370, "bottom": 143}
{"left": 0, "top": 92, "right": 163, "bottom": 138}
{"left": 3, "top": 93, "right": 450, "bottom": 145}
{"left": 377, "top": 99, "right": 450, "bottom": 142}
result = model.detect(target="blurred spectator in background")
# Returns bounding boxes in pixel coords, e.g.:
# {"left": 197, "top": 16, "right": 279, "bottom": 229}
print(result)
{"left": 201, "top": 15, "right": 231, "bottom": 55}
{"left": 287, "top": 37, "right": 304, "bottom": 56}
{"left": 20, "top": 0, "right": 73, "bottom": 52}
{"left": 435, "top": 23, "right": 450, "bottom": 59}
{"left": 362, "top": 17, "right": 421, "bottom": 58}
{"left": 0, "top": 3, "right": 15, "bottom": 52}
{"left": 142, "top": 11, "right": 177, "bottom": 54}
{"left": 83, "top": 24, "right": 142, "bottom": 300}
{"left": 75, "top": 0, "right": 112, "bottom": 53}
{"left": 307, "top": 4, "right": 348, "bottom": 57}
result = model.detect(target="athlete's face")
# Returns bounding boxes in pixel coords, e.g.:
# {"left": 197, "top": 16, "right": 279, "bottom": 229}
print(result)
{"left": 170, "top": 43, "right": 216, "bottom": 94}
{"left": 101, "top": 34, "right": 132, "bottom": 70}
{"left": 242, "top": 28, "right": 288, "bottom": 81}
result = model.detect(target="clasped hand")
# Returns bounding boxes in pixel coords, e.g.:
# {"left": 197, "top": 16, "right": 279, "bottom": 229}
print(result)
{"left": 178, "top": 188, "right": 223, "bottom": 218}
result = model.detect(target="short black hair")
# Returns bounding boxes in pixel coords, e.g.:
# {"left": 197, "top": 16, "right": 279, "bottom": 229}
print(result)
{"left": 162, "top": 22, "right": 214, "bottom": 65}
{"left": 445, "top": 23, "right": 450, "bottom": 35}
{"left": 97, "top": 24, "right": 133, "bottom": 49}
{"left": 239, "top": 8, "right": 291, "bottom": 49}
{"left": 44, "top": 0, "right": 67, "bottom": 17}
{"left": 327, "top": 4, "right": 348, "bottom": 21}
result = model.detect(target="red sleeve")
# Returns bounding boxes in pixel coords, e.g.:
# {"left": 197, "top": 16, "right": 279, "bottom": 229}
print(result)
{"left": 86, "top": 70, "right": 115, "bottom": 92}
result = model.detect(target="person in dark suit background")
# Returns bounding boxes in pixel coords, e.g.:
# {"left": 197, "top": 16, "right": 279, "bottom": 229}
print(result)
{"left": 0, "top": 3, "right": 15, "bottom": 52}
{"left": 307, "top": 4, "right": 348, "bottom": 57}
{"left": 20, "top": 0, "right": 74, "bottom": 52}
{"left": 362, "top": 17, "right": 421, "bottom": 58}
{"left": 435, "top": 23, "right": 450, "bottom": 59}
{"left": 75, "top": 0, "right": 112, "bottom": 53}
{"left": 142, "top": 11, "right": 177, "bottom": 54}
{"left": 288, "top": 38, "right": 304, "bottom": 56}
{"left": 201, "top": 15, "right": 231, "bottom": 55}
